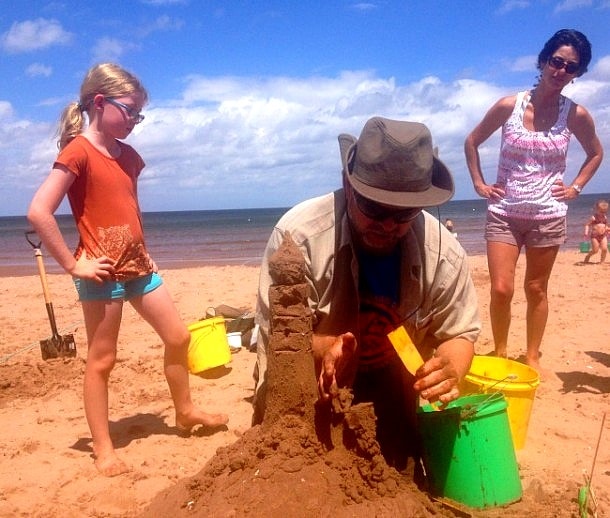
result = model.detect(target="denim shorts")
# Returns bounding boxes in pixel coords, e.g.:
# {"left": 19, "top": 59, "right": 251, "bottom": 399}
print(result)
{"left": 74, "top": 272, "right": 163, "bottom": 301}
{"left": 485, "top": 210, "right": 566, "bottom": 249}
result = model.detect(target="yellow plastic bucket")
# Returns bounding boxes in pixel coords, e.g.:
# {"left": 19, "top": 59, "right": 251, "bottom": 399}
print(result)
{"left": 460, "top": 356, "right": 539, "bottom": 450}
{"left": 187, "top": 317, "right": 231, "bottom": 374}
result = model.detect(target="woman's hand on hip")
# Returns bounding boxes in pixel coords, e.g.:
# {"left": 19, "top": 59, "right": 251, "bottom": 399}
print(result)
{"left": 475, "top": 182, "right": 504, "bottom": 201}
{"left": 551, "top": 180, "right": 579, "bottom": 201}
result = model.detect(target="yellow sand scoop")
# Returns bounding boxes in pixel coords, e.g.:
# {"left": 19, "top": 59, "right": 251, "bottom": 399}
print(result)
{"left": 387, "top": 325, "right": 424, "bottom": 376}
{"left": 388, "top": 326, "right": 444, "bottom": 411}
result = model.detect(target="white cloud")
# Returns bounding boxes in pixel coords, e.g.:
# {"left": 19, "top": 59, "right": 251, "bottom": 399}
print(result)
{"left": 349, "top": 3, "right": 379, "bottom": 11}
{"left": 591, "top": 55, "right": 610, "bottom": 80}
{"left": 0, "top": 101, "right": 14, "bottom": 119}
{"left": 138, "top": 15, "right": 185, "bottom": 37}
{"left": 25, "top": 63, "right": 53, "bottom": 77}
{"left": 509, "top": 55, "right": 538, "bottom": 73}
{"left": 1, "top": 18, "right": 72, "bottom": 53}
{"left": 554, "top": 0, "right": 592, "bottom": 12}
{"left": 140, "top": 0, "right": 187, "bottom": 5}
{"left": 91, "top": 37, "right": 140, "bottom": 63}
{"left": 3, "top": 68, "right": 609, "bottom": 215}
{"left": 37, "top": 97, "right": 64, "bottom": 108}
{"left": 496, "top": 0, "right": 530, "bottom": 14}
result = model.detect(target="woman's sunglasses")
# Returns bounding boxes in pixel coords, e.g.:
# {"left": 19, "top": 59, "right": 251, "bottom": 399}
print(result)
{"left": 547, "top": 56, "right": 579, "bottom": 75}
{"left": 353, "top": 191, "right": 421, "bottom": 224}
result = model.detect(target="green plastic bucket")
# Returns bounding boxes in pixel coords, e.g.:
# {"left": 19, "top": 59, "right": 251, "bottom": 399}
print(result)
{"left": 417, "top": 393, "right": 522, "bottom": 509}
{"left": 579, "top": 241, "right": 591, "bottom": 253}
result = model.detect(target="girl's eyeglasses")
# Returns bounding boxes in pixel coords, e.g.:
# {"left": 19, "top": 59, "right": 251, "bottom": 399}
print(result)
{"left": 547, "top": 56, "right": 579, "bottom": 75}
{"left": 105, "top": 98, "right": 145, "bottom": 124}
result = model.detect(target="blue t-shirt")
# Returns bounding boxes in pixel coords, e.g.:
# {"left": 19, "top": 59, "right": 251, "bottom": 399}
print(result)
{"left": 357, "top": 247, "right": 403, "bottom": 369}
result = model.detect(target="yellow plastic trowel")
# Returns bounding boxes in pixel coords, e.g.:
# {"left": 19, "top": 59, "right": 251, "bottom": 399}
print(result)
{"left": 388, "top": 325, "right": 441, "bottom": 410}
{"left": 387, "top": 325, "right": 423, "bottom": 375}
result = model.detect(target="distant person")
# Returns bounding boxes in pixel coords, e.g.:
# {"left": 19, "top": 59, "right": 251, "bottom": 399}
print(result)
{"left": 444, "top": 218, "right": 457, "bottom": 238}
{"left": 253, "top": 117, "right": 480, "bottom": 471}
{"left": 27, "top": 63, "right": 228, "bottom": 477}
{"left": 583, "top": 199, "right": 608, "bottom": 264}
{"left": 464, "top": 29, "right": 603, "bottom": 373}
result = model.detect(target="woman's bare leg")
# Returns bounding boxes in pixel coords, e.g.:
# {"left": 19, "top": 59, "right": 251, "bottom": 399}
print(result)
{"left": 487, "top": 241, "right": 520, "bottom": 358}
{"left": 523, "top": 245, "right": 559, "bottom": 371}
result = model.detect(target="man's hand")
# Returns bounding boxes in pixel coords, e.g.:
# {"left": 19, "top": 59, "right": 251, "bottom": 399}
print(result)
{"left": 413, "top": 356, "right": 461, "bottom": 406}
{"left": 413, "top": 338, "right": 474, "bottom": 406}
{"left": 317, "top": 332, "right": 357, "bottom": 401}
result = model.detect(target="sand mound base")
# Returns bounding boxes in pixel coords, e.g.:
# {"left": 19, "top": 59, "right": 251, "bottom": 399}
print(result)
{"left": 141, "top": 411, "right": 446, "bottom": 518}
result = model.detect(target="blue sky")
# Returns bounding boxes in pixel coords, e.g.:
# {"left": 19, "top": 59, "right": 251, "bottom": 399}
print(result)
{"left": 1, "top": 0, "right": 609, "bottom": 217}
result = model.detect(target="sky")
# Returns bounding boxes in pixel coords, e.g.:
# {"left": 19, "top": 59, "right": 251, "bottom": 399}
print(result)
{"left": 1, "top": 0, "right": 609, "bottom": 217}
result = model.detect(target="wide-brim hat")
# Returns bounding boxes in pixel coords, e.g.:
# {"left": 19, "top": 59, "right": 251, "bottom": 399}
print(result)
{"left": 339, "top": 117, "right": 454, "bottom": 208}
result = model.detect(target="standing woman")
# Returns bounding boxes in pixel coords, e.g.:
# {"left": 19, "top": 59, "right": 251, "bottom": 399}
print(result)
{"left": 464, "top": 29, "right": 603, "bottom": 374}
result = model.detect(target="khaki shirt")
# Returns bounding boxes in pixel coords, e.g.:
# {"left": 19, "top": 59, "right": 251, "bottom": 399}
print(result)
{"left": 254, "top": 189, "right": 481, "bottom": 396}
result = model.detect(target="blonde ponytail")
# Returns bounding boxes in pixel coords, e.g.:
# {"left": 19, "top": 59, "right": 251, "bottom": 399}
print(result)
{"left": 57, "top": 101, "right": 87, "bottom": 150}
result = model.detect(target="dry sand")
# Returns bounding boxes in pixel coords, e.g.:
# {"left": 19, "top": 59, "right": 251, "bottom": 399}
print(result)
{"left": 0, "top": 251, "right": 608, "bottom": 517}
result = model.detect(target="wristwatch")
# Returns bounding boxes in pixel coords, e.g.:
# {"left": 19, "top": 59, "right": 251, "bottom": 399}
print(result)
{"left": 571, "top": 184, "right": 582, "bottom": 194}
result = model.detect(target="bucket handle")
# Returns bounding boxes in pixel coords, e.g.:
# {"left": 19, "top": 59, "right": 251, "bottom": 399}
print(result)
{"left": 479, "top": 373, "right": 518, "bottom": 393}
{"left": 199, "top": 327, "right": 215, "bottom": 339}
{"left": 460, "top": 374, "right": 517, "bottom": 419}
{"left": 193, "top": 319, "right": 224, "bottom": 340}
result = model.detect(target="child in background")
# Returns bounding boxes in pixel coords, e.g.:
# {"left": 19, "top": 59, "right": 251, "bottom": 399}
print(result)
{"left": 584, "top": 199, "right": 608, "bottom": 264}
{"left": 444, "top": 218, "right": 457, "bottom": 238}
{"left": 27, "top": 63, "right": 228, "bottom": 477}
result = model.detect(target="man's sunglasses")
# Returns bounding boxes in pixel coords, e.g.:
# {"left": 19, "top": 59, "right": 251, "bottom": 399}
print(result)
{"left": 353, "top": 191, "right": 421, "bottom": 224}
{"left": 547, "top": 56, "right": 579, "bottom": 75}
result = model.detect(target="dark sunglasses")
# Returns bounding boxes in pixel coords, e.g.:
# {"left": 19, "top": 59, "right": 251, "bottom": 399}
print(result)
{"left": 547, "top": 56, "right": 579, "bottom": 75}
{"left": 353, "top": 191, "right": 421, "bottom": 224}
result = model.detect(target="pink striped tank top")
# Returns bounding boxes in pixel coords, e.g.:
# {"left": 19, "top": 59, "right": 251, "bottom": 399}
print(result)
{"left": 489, "top": 90, "right": 573, "bottom": 220}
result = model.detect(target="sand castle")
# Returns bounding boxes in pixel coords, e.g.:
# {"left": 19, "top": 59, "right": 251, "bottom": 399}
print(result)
{"left": 142, "top": 233, "right": 449, "bottom": 517}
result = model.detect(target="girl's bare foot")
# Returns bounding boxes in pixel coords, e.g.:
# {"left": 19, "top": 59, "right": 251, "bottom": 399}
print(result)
{"left": 93, "top": 450, "right": 130, "bottom": 477}
{"left": 176, "top": 410, "right": 229, "bottom": 435}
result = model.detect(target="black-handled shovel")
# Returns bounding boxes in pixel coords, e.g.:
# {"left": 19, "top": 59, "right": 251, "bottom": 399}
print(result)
{"left": 25, "top": 231, "right": 76, "bottom": 360}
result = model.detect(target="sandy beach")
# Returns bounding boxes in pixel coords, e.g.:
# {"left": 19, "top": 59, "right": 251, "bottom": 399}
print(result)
{"left": 0, "top": 251, "right": 608, "bottom": 517}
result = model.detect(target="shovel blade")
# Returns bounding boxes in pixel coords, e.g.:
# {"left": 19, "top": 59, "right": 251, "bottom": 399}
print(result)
{"left": 40, "top": 334, "right": 76, "bottom": 360}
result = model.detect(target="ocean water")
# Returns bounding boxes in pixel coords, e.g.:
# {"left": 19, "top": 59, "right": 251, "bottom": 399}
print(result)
{"left": 1, "top": 193, "right": 607, "bottom": 277}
